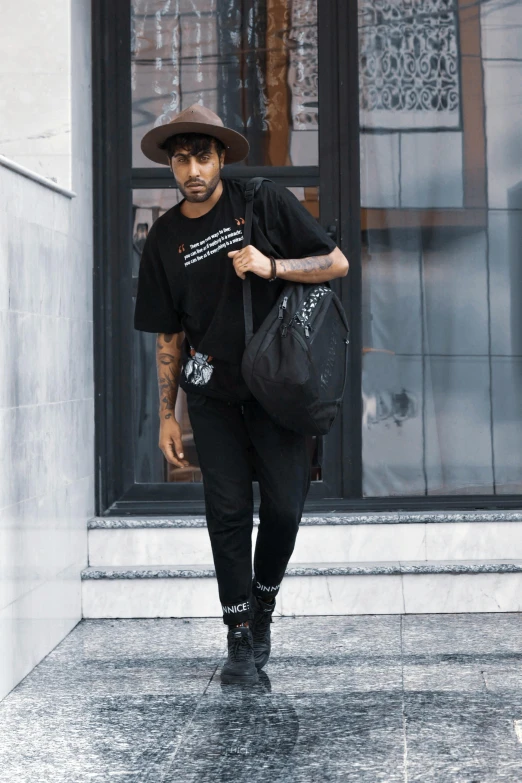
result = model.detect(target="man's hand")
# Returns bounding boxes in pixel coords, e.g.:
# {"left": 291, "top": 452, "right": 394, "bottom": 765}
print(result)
{"left": 159, "top": 418, "right": 189, "bottom": 469}
{"left": 228, "top": 245, "right": 349, "bottom": 283}
{"left": 228, "top": 245, "right": 271, "bottom": 280}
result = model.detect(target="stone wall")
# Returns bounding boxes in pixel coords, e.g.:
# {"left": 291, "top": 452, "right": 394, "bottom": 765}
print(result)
{"left": 0, "top": 0, "right": 93, "bottom": 700}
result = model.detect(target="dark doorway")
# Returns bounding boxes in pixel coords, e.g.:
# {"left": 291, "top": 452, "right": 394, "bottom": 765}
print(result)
{"left": 93, "top": 0, "right": 361, "bottom": 515}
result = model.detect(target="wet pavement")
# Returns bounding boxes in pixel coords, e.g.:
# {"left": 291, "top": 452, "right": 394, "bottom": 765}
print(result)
{"left": 1, "top": 614, "right": 522, "bottom": 781}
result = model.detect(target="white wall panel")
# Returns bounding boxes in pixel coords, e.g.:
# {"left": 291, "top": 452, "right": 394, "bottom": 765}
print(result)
{"left": 0, "top": 0, "right": 93, "bottom": 701}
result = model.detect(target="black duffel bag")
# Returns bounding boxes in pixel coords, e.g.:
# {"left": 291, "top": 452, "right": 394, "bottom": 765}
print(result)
{"left": 240, "top": 178, "right": 350, "bottom": 436}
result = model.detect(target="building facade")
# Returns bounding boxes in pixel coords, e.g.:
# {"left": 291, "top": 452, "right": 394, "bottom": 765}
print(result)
{"left": 1, "top": 0, "right": 522, "bottom": 698}
{"left": 0, "top": 0, "right": 93, "bottom": 700}
{"left": 96, "top": 0, "right": 522, "bottom": 511}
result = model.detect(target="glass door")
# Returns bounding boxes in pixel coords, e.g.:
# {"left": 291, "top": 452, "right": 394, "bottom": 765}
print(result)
{"left": 123, "top": 0, "right": 347, "bottom": 507}
{"left": 94, "top": 0, "right": 522, "bottom": 513}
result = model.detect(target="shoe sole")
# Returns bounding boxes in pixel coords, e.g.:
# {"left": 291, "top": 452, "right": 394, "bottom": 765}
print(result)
{"left": 221, "top": 671, "right": 259, "bottom": 685}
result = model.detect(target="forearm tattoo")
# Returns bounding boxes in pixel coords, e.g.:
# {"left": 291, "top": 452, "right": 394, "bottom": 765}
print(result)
{"left": 156, "top": 334, "right": 182, "bottom": 420}
{"left": 277, "top": 254, "right": 333, "bottom": 274}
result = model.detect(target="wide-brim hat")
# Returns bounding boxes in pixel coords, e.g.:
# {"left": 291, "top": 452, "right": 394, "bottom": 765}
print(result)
{"left": 141, "top": 104, "right": 250, "bottom": 166}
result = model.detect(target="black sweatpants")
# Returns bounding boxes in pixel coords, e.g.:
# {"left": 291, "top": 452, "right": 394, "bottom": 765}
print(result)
{"left": 186, "top": 393, "right": 312, "bottom": 626}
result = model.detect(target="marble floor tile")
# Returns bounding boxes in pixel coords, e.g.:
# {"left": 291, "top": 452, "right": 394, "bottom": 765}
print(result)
{"left": 271, "top": 614, "right": 402, "bottom": 659}
{"left": 479, "top": 663, "right": 522, "bottom": 695}
{"left": 404, "top": 692, "right": 522, "bottom": 782}
{"left": 4, "top": 615, "right": 522, "bottom": 781}
{"left": 401, "top": 615, "right": 522, "bottom": 780}
{"left": 262, "top": 615, "right": 403, "bottom": 694}
{"left": 401, "top": 614, "right": 522, "bottom": 699}
{"left": 0, "top": 692, "right": 198, "bottom": 783}
{"left": 12, "top": 619, "right": 226, "bottom": 698}
{"left": 165, "top": 689, "right": 405, "bottom": 783}
{"left": 402, "top": 612, "right": 522, "bottom": 655}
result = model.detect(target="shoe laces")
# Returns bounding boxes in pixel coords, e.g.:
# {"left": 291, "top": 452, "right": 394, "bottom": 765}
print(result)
{"left": 229, "top": 630, "right": 253, "bottom": 662}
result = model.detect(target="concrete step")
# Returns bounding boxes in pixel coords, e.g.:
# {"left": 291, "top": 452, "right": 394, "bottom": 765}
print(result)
{"left": 81, "top": 559, "right": 522, "bottom": 618}
{"left": 88, "top": 511, "right": 522, "bottom": 567}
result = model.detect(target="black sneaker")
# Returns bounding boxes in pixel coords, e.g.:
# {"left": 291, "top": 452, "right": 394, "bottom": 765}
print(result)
{"left": 251, "top": 593, "right": 276, "bottom": 670}
{"left": 221, "top": 626, "right": 259, "bottom": 685}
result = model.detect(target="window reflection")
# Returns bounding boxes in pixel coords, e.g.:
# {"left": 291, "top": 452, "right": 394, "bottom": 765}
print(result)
{"left": 132, "top": 188, "right": 200, "bottom": 483}
{"left": 131, "top": 0, "right": 318, "bottom": 168}
{"left": 359, "top": 0, "right": 522, "bottom": 496}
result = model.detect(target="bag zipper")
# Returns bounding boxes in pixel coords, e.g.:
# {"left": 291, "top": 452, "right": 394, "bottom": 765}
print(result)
{"left": 278, "top": 295, "right": 289, "bottom": 320}
{"left": 281, "top": 287, "right": 330, "bottom": 339}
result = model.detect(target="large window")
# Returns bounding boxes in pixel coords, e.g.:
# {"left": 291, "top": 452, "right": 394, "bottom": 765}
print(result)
{"left": 131, "top": 0, "right": 319, "bottom": 168}
{"left": 359, "top": 0, "right": 522, "bottom": 496}
{"left": 94, "top": 0, "right": 522, "bottom": 512}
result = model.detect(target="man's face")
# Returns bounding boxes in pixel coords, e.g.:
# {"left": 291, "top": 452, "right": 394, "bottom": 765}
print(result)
{"left": 169, "top": 141, "right": 225, "bottom": 202}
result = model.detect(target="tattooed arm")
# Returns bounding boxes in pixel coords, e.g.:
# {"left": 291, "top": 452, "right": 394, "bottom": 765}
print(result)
{"left": 156, "top": 332, "right": 188, "bottom": 469}
{"left": 275, "top": 246, "right": 349, "bottom": 283}
{"left": 228, "top": 245, "right": 349, "bottom": 284}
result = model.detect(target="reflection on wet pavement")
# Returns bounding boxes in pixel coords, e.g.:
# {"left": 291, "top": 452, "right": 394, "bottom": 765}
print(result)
{"left": 1, "top": 615, "right": 522, "bottom": 781}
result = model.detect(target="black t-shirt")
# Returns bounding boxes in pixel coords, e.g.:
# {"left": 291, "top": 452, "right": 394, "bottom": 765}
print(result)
{"left": 133, "top": 178, "right": 336, "bottom": 401}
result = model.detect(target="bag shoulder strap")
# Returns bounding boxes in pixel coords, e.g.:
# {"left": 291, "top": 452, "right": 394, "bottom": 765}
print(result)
{"left": 242, "top": 177, "right": 273, "bottom": 345}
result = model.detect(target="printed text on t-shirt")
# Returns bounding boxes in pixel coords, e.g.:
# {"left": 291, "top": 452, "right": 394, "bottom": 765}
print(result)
{"left": 182, "top": 226, "right": 243, "bottom": 267}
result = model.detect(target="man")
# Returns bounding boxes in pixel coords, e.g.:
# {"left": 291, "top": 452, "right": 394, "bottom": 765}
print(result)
{"left": 134, "top": 104, "right": 349, "bottom": 685}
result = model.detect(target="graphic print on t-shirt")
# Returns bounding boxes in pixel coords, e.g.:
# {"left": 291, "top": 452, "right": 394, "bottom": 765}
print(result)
{"left": 181, "top": 223, "right": 243, "bottom": 268}
{"left": 184, "top": 348, "right": 214, "bottom": 387}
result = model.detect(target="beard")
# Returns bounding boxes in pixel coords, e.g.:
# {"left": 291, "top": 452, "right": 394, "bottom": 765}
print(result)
{"left": 178, "top": 169, "right": 222, "bottom": 203}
